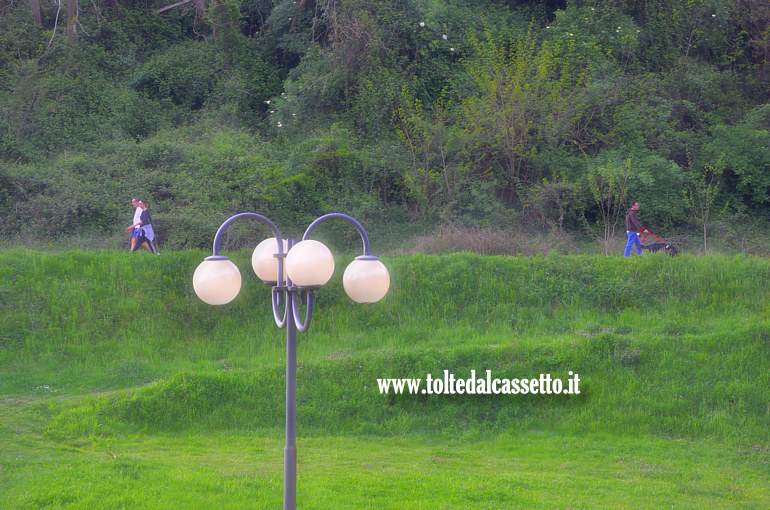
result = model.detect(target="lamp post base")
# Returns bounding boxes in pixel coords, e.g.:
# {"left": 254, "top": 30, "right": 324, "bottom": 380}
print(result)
{"left": 284, "top": 299, "right": 298, "bottom": 510}
{"left": 283, "top": 445, "right": 297, "bottom": 510}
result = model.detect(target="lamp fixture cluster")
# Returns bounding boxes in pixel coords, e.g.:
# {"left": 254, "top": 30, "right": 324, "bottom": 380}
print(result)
{"left": 194, "top": 236, "right": 389, "bottom": 305}
{"left": 192, "top": 213, "right": 390, "bottom": 307}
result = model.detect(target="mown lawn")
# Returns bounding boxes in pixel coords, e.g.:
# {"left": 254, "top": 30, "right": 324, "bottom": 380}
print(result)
{"left": 2, "top": 411, "right": 769, "bottom": 510}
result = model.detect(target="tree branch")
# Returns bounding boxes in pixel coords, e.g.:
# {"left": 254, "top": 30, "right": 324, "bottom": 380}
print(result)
{"left": 48, "top": 0, "right": 62, "bottom": 49}
{"left": 156, "top": 0, "right": 193, "bottom": 14}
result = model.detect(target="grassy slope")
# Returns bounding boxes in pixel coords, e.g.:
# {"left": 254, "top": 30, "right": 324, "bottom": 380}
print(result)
{"left": 1, "top": 250, "right": 769, "bottom": 508}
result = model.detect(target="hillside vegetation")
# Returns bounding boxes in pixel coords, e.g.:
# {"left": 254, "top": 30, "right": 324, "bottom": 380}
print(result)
{"left": 1, "top": 1, "right": 770, "bottom": 252}
{"left": 2, "top": 250, "right": 769, "bottom": 436}
{"left": 2, "top": 250, "right": 770, "bottom": 507}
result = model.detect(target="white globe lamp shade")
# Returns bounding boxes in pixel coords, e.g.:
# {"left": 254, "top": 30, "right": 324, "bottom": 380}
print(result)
{"left": 343, "top": 257, "right": 390, "bottom": 303}
{"left": 252, "top": 237, "right": 289, "bottom": 283}
{"left": 285, "top": 240, "right": 335, "bottom": 287}
{"left": 193, "top": 257, "right": 242, "bottom": 305}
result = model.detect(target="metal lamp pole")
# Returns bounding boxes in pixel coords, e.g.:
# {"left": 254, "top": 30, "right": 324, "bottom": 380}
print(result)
{"left": 193, "top": 213, "right": 390, "bottom": 510}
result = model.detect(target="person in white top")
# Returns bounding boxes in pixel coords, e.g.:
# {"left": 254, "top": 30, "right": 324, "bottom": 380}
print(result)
{"left": 125, "top": 197, "right": 143, "bottom": 251}
{"left": 132, "top": 200, "right": 158, "bottom": 254}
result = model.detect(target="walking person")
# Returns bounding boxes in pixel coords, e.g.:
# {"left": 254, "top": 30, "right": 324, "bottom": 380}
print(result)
{"left": 131, "top": 200, "right": 159, "bottom": 254}
{"left": 623, "top": 200, "right": 648, "bottom": 257}
{"left": 125, "top": 197, "right": 143, "bottom": 251}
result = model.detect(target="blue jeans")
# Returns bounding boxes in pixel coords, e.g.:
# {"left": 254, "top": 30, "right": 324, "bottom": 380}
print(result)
{"left": 623, "top": 231, "right": 643, "bottom": 257}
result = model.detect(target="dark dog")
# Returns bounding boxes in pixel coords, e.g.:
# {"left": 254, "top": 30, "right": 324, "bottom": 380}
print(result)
{"left": 642, "top": 242, "right": 680, "bottom": 256}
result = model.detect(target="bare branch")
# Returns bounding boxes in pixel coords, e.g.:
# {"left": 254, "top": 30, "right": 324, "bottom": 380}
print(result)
{"left": 75, "top": 1, "right": 90, "bottom": 37}
{"left": 156, "top": 0, "right": 193, "bottom": 15}
{"left": 48, "top": 0, "right": 62, "bottom": 49}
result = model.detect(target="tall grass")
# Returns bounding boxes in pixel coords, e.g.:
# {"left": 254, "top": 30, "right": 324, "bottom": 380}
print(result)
{"left": 2, "top": 249, "right": 769, "bottom": 446}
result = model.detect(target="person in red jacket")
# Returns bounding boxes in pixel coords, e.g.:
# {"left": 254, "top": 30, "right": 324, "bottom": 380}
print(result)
{"left": 623, "top": 200, "right": 649, "bottom": 257}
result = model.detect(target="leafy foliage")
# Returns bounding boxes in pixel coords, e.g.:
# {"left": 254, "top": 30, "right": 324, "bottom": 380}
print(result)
{"left": 0, "top": 0, "right": 768, "bottom": 246}
{"left": 460, "top": 27, "right": 590, "bottom": 198}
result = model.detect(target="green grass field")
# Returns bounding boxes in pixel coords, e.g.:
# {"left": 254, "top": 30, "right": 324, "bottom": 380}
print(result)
{"left": 2, "top": 250, "right": 769, "bottom": 508}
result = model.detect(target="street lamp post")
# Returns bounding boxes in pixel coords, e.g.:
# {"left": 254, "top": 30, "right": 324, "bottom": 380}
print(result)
{"left": 192, "top": 212, "right": 390, "bottom": 510}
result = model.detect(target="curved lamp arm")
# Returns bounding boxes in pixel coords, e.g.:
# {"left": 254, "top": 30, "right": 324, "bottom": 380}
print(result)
{"left": 290, "top": 290, "right": 314, "bottom": 332}
{"left": 212, "top": 212, "right": 285, "bottom": 257}
{"left": 302, "top": 213, "right": 372, "bottom": 256}
{"left": 208, "top": 212, "right": 289, "bottom": 328}
{"left": 301, "top": 213, "right": 389, "bottom": 304}
{"left": 272, "top": 287, "right": 289, "bottom": 328}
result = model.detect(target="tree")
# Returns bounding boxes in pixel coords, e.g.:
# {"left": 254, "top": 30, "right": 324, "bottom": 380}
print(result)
{"left": 637, "top": 0, "right": 738, "bottom": 71}
{"left": 702, "top": 124, "right": 770, "bottom": 209}
{"left": 683, "top": 157, "right": 723, "bottom": 253}
{"left": 396, "top": 86, "right": 466, "bottom": 218}
{"left": 29, "top": 0, "right": 42, "bottom": 25}
{"left": 587, "top": 157, "right": 632, "bottom": 256}
{"left": 732, "top": 0, "right": 770, "bottom": 98}
{"left": 67, "top": 0, "right": 77, "bottom": 42}
{"left": 461, "top": 27, "right": 588, "bottom": 202}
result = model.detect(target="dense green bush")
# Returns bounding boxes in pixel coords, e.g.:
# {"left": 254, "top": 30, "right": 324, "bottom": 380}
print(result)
{"left": 0, "top": 0, "right": 769, "bottom": 247}
{"left": 131, "top": 41, "right": 224, "bottom": 110}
